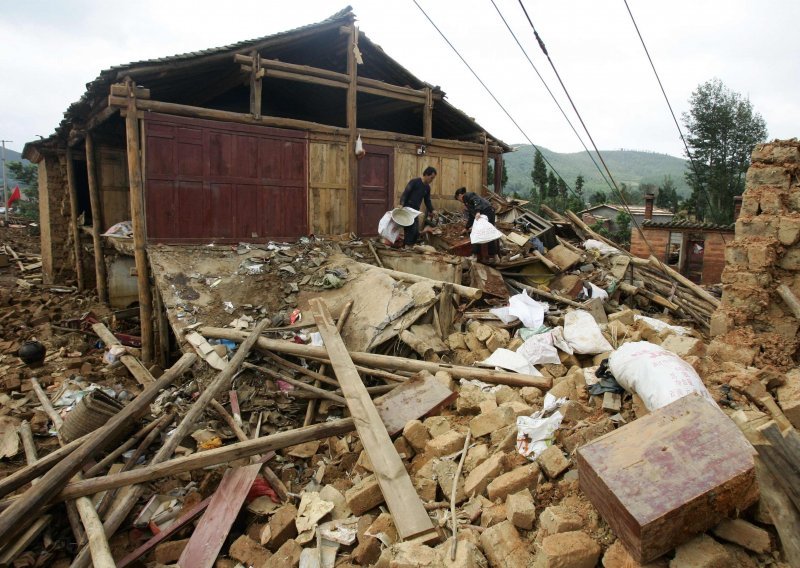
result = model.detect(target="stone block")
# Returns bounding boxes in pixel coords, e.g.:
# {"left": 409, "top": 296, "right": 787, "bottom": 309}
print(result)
{"left": 404, "top": 419, "right": 431, "bottom": 453}
{"left": 264, "top": 539, "right": 301, "bottom": 567}
{"left": 424, "top": 416, "right": 451, "bottom": 438}
{"left": 229, "top": 535, "right": 271, "bottom": 567}
{"left": 520, "top": 387, "right": 543, "bottom": 405}
{"left": 537, "top": 445, "right": 570, "bottom": 479}
{"left": 469, "top": 406, "right": 515, "bottom": 438}
{"left": 486, "top": 463, "right": 539, "bottom": 501}
{"left": 479, "top": 520, "right": 533, "bottom": 567}
{"left": 346, "top": 475, "right": 384, "bottom": 516}
{"left": 539, "top": 506, "right": 583, "bottom": 535}
{"left": 711, "top": 518, "right": 771, "bottom": 553}
{"left": 505, "top": 489, "right": 536, "bottom": 530}
{"left": 608, "top": 309, "right": 635, "bottom": 326}
{"left": 577, "top": 394, "right": 758, "bottom": 563}
{"left": 426, "top": 429, "right": 467, "bottom": 457}
{"left": 464, "top": 443, "right": 489, "bottom": 472}
{"left": 440, "top": 540, "right": 487, "bottom": 568}
{"left": 464, "top": 452, "right": 505, "bottom": 497}
{"left": 480, "top": 503, "right": 508, "bottom": 527}
{"left": 669, "top": 535, "right": 731, "bottom": 568}
{"left": 433, "top": 459, "right": 466, "bottom": 503}
{"left": 268, "top": 503, "right": 299, "bottom": 551}
{"left": 154, "top": 538, "right": 190, "bottom": 564}
{"left": 660, "top": 335, "right": 706, "bottom": 358}
{"left": 536, "top": 531, "right": 601, "bottom": 568}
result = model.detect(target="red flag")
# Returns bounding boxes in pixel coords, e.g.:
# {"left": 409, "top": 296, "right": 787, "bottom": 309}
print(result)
{"left": 6, "top": 186, "right": 20, "bottom": 208}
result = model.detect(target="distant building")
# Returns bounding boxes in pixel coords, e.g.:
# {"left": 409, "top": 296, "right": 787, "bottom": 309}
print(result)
{"left": 579, "top": 202, "right": 674, "bottom": 233}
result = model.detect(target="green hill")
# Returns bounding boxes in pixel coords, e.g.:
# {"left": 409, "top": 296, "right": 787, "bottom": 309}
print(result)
{"left": 502, "top": 144, "right": 690, "bottom": 199}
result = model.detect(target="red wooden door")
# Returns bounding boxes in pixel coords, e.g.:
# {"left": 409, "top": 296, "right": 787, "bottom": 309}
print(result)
{"left": 144, "top": 113, "right": 308, "bottom": 243}
{"left": 684, "top": 239, "right": 705, "bottom": 284}
{"left": 357, "top": 145, "right": 394, "bottom": 236}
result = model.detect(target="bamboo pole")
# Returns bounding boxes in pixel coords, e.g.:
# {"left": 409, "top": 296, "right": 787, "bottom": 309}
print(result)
{"left": 200, "top": 327, "right": 551, "bottom": 389}
{"left": 84, "top": 132, "right": 108, "bottom": 304}
{"left": 64, "top": 146, "right": 85, "bottom": 291}
{"left": 346, "top": 24, "right": 358, "bottom": 234}
{"left": 124, "top": 82, "right": 154, "bottom": 364}
{"left": 648, "top": 255, "right": 720, "bottom": 308}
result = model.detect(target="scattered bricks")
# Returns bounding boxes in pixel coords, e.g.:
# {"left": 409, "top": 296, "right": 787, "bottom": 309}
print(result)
{"left": 577, "top": 395, "right": 758, "bottom": 563}
{"left": 536, "top": 531, "right": 601, "bottom": 568}
{"left": 561, "top": 401, "right": 591, "bottom": 423}
{"left": 485, "top": 332, "right": 505, "bottom": 353}
{"left": 608, "top": 309, "right": 636, "bottom": 326}
{"left": 494, "top": 385, "right": 523, "bottom": 405}
{"left": 475, "top": 324, "right": 494, "bottom": 342}
{"left": 154, "top": 538, "right": 190, "bottom": 564}
{"left": 480, "top": 521, "right": 534, "bottom": 567}
{"left": 440, "top": 539, "right": 487, "bottom": 568}
{"left": 378, "top": 541, "right": 441, "bottom": 567}
{"left": 602, "top": 540, "right": 668, "bottom": 568}
{"left": 711, "top": 518, "right": 772, "bottom": 554}
{"left": 539, "top": 506, "right": 583, "bottom": 535}
{"left": 660, "top": 335, "right": 706, "bottom": 358}
{"left": 537, "top": 446, "right": 570, "bottom": 479}
{"left": 433, "top": 459, "right": 466, "bottom": 503}
{"left": 29, "top": 410, "right": 50, "bottom": 435}
{"left": 464, "top": 333, "right": 484, "bottom": 353}
{"left": 424, "top": 416, "right": 451, "bottom": 438}
{"left": 486, "top": 463, "right": 539, "bottom": 501}
{"left": 548, "top": 377, "right": 576, "bottom": 400}
{"left": 268, "top": 503, "right": 299, "bottom": 551}
{"left": 480, "top": 503, "right": 508, "bottom": 527}
{"left": 470, "top": 406, "right": 515, "bottom": 438}
{"left": 479, "top": 398, "right": 498, "bottom": 415}
{"left": 414, "top": 460, "right": 439, "bottom": 502}
{"left": 499, "top": 400, "right": 534, "bottom": 418}
{"left": 434, "top": 370, "right": 455, "bottom": 391}
{"left": 505, "top": 489, "right": 536, "bottom": 530}
{"left": 457, "top": 387, "right": 491, "bottom": 415}
{"left": 2, "top": 375, "right": 21, "bottom": 391}
{"left": 520, "top": 386, "right": 543, "bottom": 405}
{"left": 543, "top": 363, "right": 568, "bottom": 378}
{"left": 709, "top": 310, "right": 732, "bottom": 338}
{"left": 707, "top": 337, "right": 757, "bottom": 367}
{"left": 346, "top": 475, "right": 384, "bottom": 516}
{"left": 394, "top": 436, "right": 415, "bottom": 460}
{"left": 464, "top": 452, "right": 505, "bottom": 497}
{"left": 448, "top": 332, "right": 467, "bottom": 350}
{"left": 426, "top": 429, "right": 467, "bottom": 457}
{"left": 403, "top": 420, "right": 431, "bottom": 453}
{"left": 264, "top": 539, "right": 301, "bottom": 568}
{"left": 602, "top": 393, "right": 622, "bottom": 413}
{"left": 561, "top": 417, "right": 614, "bottom": 454}
{"left": 507, "top": 336, "right": 524, "bottom": 351}
{"left": 669, "top": 535, "right": 731, "bottom": 568}
{"left": 777, "top": 369, "right": 800, "bottom": 429}
{"left": 229, "top": 535, "right": 271, "bottom": 567}
{"left": 353, "top": 514, "right": 382, "bottom": 565}
{"left": 464, "top": 443, "right": 489, "bottom": 472}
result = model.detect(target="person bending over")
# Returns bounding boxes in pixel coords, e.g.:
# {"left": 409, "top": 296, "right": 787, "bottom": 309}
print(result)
{"left": 455, "top": 186, "right": 498, "bottom": 262}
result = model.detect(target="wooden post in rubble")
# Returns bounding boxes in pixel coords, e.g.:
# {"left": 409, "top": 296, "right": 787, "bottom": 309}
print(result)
{"left": 494, "top": 153, "right": 504, "bottom": 195}
{"left": 64, "top": 146, "right": 85, "bottom": 291}
{"left": 249, "top": 50, "right": 263, "bottom": 119}
{"left": 84, "top": 132, "right": 108, "bottom": 304}
{"left": 345, "top": 24, "right": 359, "bottom": 234}
{"left": 124, "top": 80, "right": 155, "bottom": 363}
{"left": 423, "top": 87, "right": 433, "bottom": 144}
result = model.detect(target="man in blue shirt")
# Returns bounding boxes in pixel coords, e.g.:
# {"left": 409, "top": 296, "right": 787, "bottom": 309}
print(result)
{"left": 399, "top": 166, "right": 437, "bottom": 246}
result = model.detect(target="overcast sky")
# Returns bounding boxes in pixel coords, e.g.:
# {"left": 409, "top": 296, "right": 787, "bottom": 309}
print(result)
{"left": 1, "top": 0, "right": 798, "bottom": 159}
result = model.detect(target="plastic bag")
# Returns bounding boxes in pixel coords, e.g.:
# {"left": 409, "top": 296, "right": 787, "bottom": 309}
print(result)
{"left": 516, "top": 331, "right": 561, "bottom": 365}
{"left": 516, "top": 393, "right": 567, "bottom": 460}
{"left": 608, "top": 341, "right": 714, "bottom": 411}
{"left": 480, "top": 348, "right": 543, "bottom": 376}
{"left": 378, "top": 211, "right": 402, "bottom": 244}
{"left": 508, "top": 291, "right": 548, "bottom": 329}
{"left": 470, "top": 214, "right": 503, "bottom": 244}
{"left": 563, "top": 310, "right": 613, "bottom": 354}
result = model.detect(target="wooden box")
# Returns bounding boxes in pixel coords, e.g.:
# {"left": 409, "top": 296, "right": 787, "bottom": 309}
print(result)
{"left": 577, "top": 393, "right": 758, "bottom": 563}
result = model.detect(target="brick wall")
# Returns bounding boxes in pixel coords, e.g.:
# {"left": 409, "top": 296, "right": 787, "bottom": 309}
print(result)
{"left": 700, "top": 231, "right": 729, "bottom": 285}
{"left": 38, "top": 153, "right": 73, "bottom": 285}
{"left": 630, "top": 228, "right": 669, "bottom": 260}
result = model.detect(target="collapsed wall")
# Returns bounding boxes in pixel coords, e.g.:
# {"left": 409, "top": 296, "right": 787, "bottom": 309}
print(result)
{"left": 710, "top": 139, "right": 800, "bottom": 369}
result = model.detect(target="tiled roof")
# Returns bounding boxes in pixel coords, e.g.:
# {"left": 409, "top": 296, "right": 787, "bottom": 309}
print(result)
{"left": 642, "top": 219, "right": 734, "bottom": 231}
{"left": 579, "top": 204, "right": 674, "bottom": 216}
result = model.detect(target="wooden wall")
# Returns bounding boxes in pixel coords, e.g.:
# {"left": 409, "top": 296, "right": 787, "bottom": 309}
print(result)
{"left": 96, "top": 144, "right": 130, "bottom": 230}
{"left": 309, "top": 139, "right": 349, "bottom": 235}
{"left": 393, "top": 149, "right": 484, "bottom": 213}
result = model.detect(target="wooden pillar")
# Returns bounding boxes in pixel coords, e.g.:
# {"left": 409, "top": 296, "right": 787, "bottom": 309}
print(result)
{"left": 494, "top": 153, "right": 504, "bottom": 195}
{"left": 423, "top": 87, "right": 433, "bottom": 143}
{"left": 64, "top": 147, "right": 85, "bottom": 291}
{"left": 124, "top": 83, "right": 154, "bottom": 364}
{"left": 481, "top": 133, "right": 489, "bottom": 195}
{"left": 249, "top": 50, "right": 263, "bottom": 119}
{"left": 84, "top": 132, "right": 108, "bottom": 304}
{"left": 345, "top": 25, "right": 358, "bottom": 234}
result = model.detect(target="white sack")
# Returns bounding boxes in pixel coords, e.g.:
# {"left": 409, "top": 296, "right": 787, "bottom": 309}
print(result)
{"left": 516, "top": 331, "right": 561, "bottom": 365}
{"left": 608, "top": 341, "right": 714, "bottom": 411}
{"left": 633, "top": 315, "right": 690, "bottom": 336}
{"left": 583, "top": 239, "right": 619, "bottom": 256}
{"left": 480, "top": 348, "right": 543, "bottom": 376}
{"left": 508, "top": 291, "right": 548, "bottom": 329}
{"left": 563, "top": 310, "right": 613, "bottom": 354}
{"left": 377, "top": 211, "right": 402, "bottom": 243}
{"left": 516, "top": 393, "right": 567, "bottom": 460}
{"left": 470, "top": 214, "right": 503, "bottom": 244}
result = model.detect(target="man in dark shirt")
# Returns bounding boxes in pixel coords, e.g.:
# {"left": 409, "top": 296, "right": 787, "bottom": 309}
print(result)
{"left": 399, "top": 166, "right": 437, "bottom": 246}
{"left": 455, "top": 186, "right": 499, "bottom": 261}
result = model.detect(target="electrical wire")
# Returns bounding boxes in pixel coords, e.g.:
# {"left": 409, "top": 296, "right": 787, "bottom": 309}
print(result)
{"left": 488, "top": 0, "right": 614, "bottom": 193}
{"left": 411, "top": 0, "right": 580, "bottom": 202}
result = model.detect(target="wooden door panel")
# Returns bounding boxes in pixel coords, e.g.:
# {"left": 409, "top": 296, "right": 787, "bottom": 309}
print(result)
{"left": 357, "top": 145, "right": 393, "bottom": 236}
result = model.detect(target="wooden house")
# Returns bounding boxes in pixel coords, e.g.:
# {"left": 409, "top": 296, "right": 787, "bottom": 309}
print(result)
{"left": 22, "top": 7, "right": 509, "bottom": 362}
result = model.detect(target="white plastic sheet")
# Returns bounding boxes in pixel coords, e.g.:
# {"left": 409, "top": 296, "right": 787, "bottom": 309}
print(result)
{"left": 516, "top": 393, "right": 567, "bottom": 460}
{"left": 480, "top": 348, "right": 543, "bottom": 376}
{"left": 489, "top": 305, "right": 518, "bottom": 324}
{"left": 587, "top": 282, "right": 609, "bottom": 302}
{"left": 508, "top": 291, "right": 548, "bottom": 329}
{"left": 608, "top": 341, "right": 714, "bottom": 411}
{"left": 470, "top": 214, "right": 503, "bottom": 244}
{"left": 584, "top": 239, "right": 619, "bottom": 255}
{"left": 378, "top": 212, "right": 402, "bottom": 243}
{"left": 563, "top": 310, "right": 613, "bottom": 354}
{"left": 633, "top": 315, "right": 690, "bottom": 336}
{"left": 516, "top": 331, "right": 561, "bottom": 365}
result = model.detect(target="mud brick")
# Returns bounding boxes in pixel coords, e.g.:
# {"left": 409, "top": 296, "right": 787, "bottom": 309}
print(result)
{"left": 602, "top": 539, "right": 668, "bottom": 567}
{"left": 403, "top": 419, "right": 430, "bottom": 453}
{"left": 345, "top": 475, "right": 384, "bottom": 515}
{"left": 711, "top": 518, "right": 772, "bottom": 554}
{"left": 505, "top": 489, "right": 535, "bottom": 530}
{"left": 264, "top": 539, "right": 301, "bottom": 567}
{"left": 577, "top": 394, "right": 757, "bottom": 563}
{"left": 539, "top": 505, "right": 583, "bottom": 535}
{"left": 425, "top": 429, "right": 466, "bottom": 457}
{"left": 479, "top": 520, "right": 533, "bottom": 567}
{"left": 267, "top": 503, "right": 298, "bottom": 551}
{"left": 229, "top": 535, "right": 271, "bottom": 566}
{"left": 486, "top": 463, "right": 539, "bottom": 501}
{"left": 536, "top": 531, "right": 601, "bottom": 568}
{"left": 537, "top": 445, "right": 570, "bottom": 479}
{"left": 669, "top": 535, "right": 731, "bottom": 567}
{"left": 464, "top": 452, "right": 505, "bottom": 497}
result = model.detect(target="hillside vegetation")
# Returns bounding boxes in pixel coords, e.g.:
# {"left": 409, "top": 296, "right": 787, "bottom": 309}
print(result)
{"left": 503, "top": 144, "right": 690, "bottom": 198}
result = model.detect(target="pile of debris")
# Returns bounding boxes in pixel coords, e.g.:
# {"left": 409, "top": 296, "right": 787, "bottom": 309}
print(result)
{"left": 1, "top": 164, "right": 799, "bottom": 568}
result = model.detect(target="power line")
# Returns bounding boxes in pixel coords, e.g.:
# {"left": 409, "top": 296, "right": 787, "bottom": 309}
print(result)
{"left": 411, "top": 0, "right": 579, "bottom": 202}
{"left": 488, "top": 0, "right": 614, "bottom": 193}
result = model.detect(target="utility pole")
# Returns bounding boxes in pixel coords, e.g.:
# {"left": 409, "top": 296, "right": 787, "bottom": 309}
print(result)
{"left": 1, "top": 140, "right": 11, "bottom": 223}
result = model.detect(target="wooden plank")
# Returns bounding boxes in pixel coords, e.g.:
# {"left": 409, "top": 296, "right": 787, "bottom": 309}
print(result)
{"left": 309, "top": 298, "right": 437, "bottom": 542}
{"left": 178, "top": 463, "right": 262, "bottom": 568}
{"left": 85, "top": 132, "right": 109, "bottom": 304}
{"left": 544, "top": 244, "right": 580, "bottom": 271}
{"left": 92, "top": 322, "right": 154, "bottom": 386}
{"left": 754, "top": 458, "right": 800, "bottom": 567}
{"left": 373, "top": 373, "right": 456, "bottom": 436}
{"left": 610, "top": 255, "right": 631, "bottom": 280}
{"left": 64, "top": 146, "right": 85, "bottom": 291}
{"left": 117, "top": 497, "right": 211, "bottom": 568}
{"left": 346, "top": 25, "right": 358, "bottom": 234}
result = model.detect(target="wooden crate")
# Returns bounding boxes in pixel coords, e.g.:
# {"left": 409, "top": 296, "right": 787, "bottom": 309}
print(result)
{"left": 577, "top": 393, "right": 758, "bottom": 563}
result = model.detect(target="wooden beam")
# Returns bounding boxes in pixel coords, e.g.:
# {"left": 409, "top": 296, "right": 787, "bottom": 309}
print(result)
{"left": 263, "top": 67, "right": 348, "bottom": 90}
{"left": 64, "top": 146, "right": 85, "bottom": 292}
{"left": 92, "top": 322, "right": 154, "bottom": 386}
{"left": 359, "top": 262, "right": 481, "bottom": 300}
{"left": 249, "top": 50, "right": 262, "bottom": 119}
{"left": 647, "top": 255, "right": 721, "bottom": 308}
{"left": 358, "top": 76, "right": 429, "bottom": 101}
{"left": 124, "top": 84, "right": 155, "bottom": 364}
{"left": 346, "top": 25, "right": 358, "bottom": 234}
{"left": 0, "top": 434, "right": 90, "bottom": 499}
{"left": 309, "top": 298, "right": 437, "bottom": 542}
{"left": 357, "top": 84, "right": 423, "bottom": 104}
{"left": 109, "top": 95, "right": 346, "bottom": 135}
{"left": 0, "top": 353, "right": 196, "bottom": 548}
{"left": 494, "top": 153, "right": 504, "bottom": 194}
{"left": 201, "top": 327, "right": 551, "bottom": 390}
{"left": 84, "top": 133, "right": 108, "bottom": 304}
{"left": 423, "top": 87, "right": 433, "bottom": 143}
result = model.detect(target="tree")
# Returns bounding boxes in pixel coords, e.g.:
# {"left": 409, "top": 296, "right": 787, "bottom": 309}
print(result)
{"left": 614, "top": 211, "right": 632, "bottom": 248}
{"left": 682, "top": 78, "right": 767, "bottom": 223}
{"left": 557, "top": 178, "right": 568, "bottom": 210}
{"left": 655, "top": 175, "right": 680, "bottom": 213}
{"left": 6, "top": 161, "right": 38, "bottom": 220}
{"left": 531, "top": 150, "right": 548, "bottom": 203}
{"left": 547, "top": 171, "right": 558, "bottom": 200}
{"left": 589, "top": 191, "right": 606, "bottom": 206}
{"left": 574, "top": 174, "right": 585, "bottom": 198}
